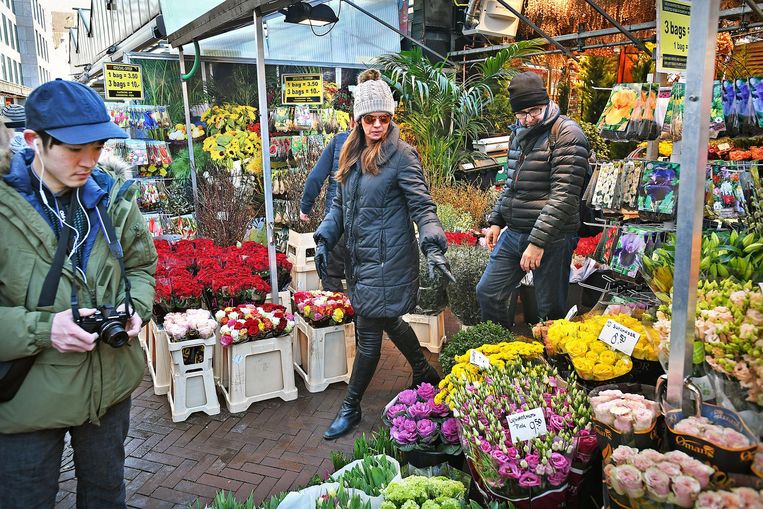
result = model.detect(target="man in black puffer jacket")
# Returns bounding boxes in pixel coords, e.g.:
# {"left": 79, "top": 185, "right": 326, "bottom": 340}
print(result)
{"left": 477, "top": 72, "right": 589, "bottom": 326}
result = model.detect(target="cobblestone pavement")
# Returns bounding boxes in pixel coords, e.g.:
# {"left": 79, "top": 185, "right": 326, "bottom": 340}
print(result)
{"left": 54, "top": 339, "right": 441, "bottom": 509}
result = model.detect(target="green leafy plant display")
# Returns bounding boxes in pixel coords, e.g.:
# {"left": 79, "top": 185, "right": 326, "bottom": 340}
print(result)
{"left": 438, "top": 321, "right": 514, "bottom": 374}
{"left": 577, "top": 55, "right": 617, "bottom": 125}
{"left": 316, "top": 485, "right": 371, "bottom": 509}
{"left": 436, "top": 204, "right": 474, "bottom": 233}
{"left": 333, "top": 456, "right": 398, "bottom": 496}
{"left": 136, "top": 57, "right": 206, "bottom": 128}
{"left": 379, "top": 476, "right": 465, "bottom": 509}
{"left": 578, "top": 120, "right": 610, "bottom": 160}
{"left": 444, "top": 246, "right": 490, "bottom": 326}
{"left": 331, "top": 450, "right": 351, "bottom": 472}
{"left": 377, "top": 41, "right": 540, "bottom": 187}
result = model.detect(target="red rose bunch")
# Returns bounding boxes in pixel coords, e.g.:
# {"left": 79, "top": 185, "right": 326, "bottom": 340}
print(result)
{"left": 215, "top": 303, "right": 295, "bottom": 346}
{"left": 445, "top": 232, "right": 478, "bottom": 246}
{"left": 293, "top": 290, "right": 354, "bottom": 328}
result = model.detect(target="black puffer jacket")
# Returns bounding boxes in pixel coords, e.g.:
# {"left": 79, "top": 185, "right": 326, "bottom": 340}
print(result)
{"left": 315, "top": 124, "right": 447, "bottom": 318}
{"left": 488, "top": 101, "right": 589, "bottom": 248}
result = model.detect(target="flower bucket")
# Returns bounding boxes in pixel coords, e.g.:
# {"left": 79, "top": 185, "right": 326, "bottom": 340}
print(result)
{"left": 629, "top": 359, "right": 664, "bottom": 386}
{"left": 589, "top": 383, "right": 663, "bottom": 462}
{"left": 403, "top": 448, "right": 464, "bottom": 470}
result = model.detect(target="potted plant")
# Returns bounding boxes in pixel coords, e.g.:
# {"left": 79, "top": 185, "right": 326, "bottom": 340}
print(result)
{"left": 292, "top": 290, "right": 356, "bottom": 392}
{"left": 383, "top": 382, "right": 463, "bottom": 469}
{"left": 444, "top": 245, "right": 490, "bottom": 326}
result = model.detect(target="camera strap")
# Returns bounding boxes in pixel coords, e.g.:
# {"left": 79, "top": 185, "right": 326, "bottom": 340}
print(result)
{"left": 37, "top": 198, "right": 79, "bottom": 308}
{"left": 95, "top": 202, "right": 133, "bottom": 315}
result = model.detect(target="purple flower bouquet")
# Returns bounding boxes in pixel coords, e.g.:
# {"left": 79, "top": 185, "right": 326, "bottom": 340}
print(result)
{"left": 383, "top": 383, "right": 462, "bottom": 460}
{"left": 449, "top": 360, "right": 593, "bottom": 504}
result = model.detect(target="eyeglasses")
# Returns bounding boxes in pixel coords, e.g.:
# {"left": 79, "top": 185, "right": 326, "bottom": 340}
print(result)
{"left": 362, "top": 113, "right": 392, "bottom": 125}
{"left": 515, "top": 107, "right": 544, "bottom": 120}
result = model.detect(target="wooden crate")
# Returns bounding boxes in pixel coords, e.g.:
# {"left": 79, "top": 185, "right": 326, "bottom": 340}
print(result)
{"left": 293, "top": 315, "right": 355, "bottom": 393}
{"left": 212, "top": 290, "right": 292, "bottom": 386}
{"left": 217, "top": 333, "right": 298, "bottom": 413}
{"left": 402, "top": 312, "right": 446, "bottom": 353}
{"left": 166, "top": 335, "right": 220, "bottom": 422}
{"left": 289, "top": 264, "right": 322, "bottom": 292}
{"left": 146, "top": 320, "right": 172, "bottom": 395}
{"left": 286, "top": 230, "right": 316, "bottom": 268}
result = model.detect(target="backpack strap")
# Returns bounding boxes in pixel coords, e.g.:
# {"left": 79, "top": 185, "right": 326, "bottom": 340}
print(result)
{"left": 548, "top": 115, "right": 570, "bottom": 155}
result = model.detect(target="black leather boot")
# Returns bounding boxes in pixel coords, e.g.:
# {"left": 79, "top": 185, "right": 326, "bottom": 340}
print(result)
{"left": 386, "top": 319, "right": 441, "bottom": 389}
{"left": 324, "top": 339, "right": 381, "bottom": 440}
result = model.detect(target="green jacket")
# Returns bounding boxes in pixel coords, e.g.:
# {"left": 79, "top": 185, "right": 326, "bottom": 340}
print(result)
{"left": 0, "top": 160, "right": 157, "bottom": 433}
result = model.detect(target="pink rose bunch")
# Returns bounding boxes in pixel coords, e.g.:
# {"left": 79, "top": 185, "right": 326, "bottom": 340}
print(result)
{"left": 590, "top": 389, "right": 660, "bottom": 434}
{"left": 293, "top": 290, "right": 354, "bottom": 327}
{"left": 605, "top": 446, "right": 714, "bottom": 508}
{"left": 384, "top": 382, "right": 461, "bottom": 452}
{"left": 214, "top": 303, "right": 295, "bottom": 346}
{"left": 163, "top": 309, "right": 218, "bottom": 341}
{"left": 673, "top": 416, "right": 752, "bottom": 449}
{"left": 449, "top": 361, "right": 593, "bottom": 497}
{"left": 696, "top": 487, "right": 763, "bottom": 509}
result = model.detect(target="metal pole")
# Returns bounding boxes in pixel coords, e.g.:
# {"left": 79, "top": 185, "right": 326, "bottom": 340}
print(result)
{"left": 178, "top": 48, "right": 199, "bottom": 212}
{"left": 667, "top": 0, "right": 720, "bottom": 409}
{"left": 493, "top": 0, "right": 578, "bottom": 60}
{"left": 254, "top": 8, "right": 280, "bottom": 306}
{"left": 582, "top": 0, "right": 652, "bottom": 56}
{"left": 341, "top": 0, "right": 452, "bottom": 64}
{"left": 743, "top": 0, "right": 763, "bottom": 20}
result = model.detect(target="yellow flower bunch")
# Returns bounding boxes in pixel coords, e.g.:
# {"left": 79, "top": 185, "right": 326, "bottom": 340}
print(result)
{"left": 435, "top": 341, "right": 543, "bottom": 407}
{"left": 548, "top": 314, "right": 650, "bottom": 380}
{"left": 202, "top": 104, "right": 258, "bottom": 136}
{"left": 202, "top": 130, "right": 263, "bottom": 173}
{"left": 335, "top": 110, "right": 350, "bottom": 131}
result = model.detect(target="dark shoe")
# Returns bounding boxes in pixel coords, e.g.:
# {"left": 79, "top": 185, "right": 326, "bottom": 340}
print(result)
{"left": 323, "top": 399, "right": 362, "bottom": 440}
{"left": 386, "top": 319, "right": 442, "bottom": 389}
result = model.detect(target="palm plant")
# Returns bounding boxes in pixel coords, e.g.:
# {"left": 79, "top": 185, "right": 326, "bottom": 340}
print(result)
{"left": 376, "top": 40, "right": 541, "bottom": 186}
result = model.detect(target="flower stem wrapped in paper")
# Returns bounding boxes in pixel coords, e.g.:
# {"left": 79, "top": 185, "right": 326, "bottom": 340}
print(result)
{"left": 448, "top": 360, "right": 593, "bottom": 505}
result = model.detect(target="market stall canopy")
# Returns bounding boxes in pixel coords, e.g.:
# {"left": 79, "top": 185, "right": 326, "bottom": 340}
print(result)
{"left": 160, "top": 0, "right": 400, "bottom": 66}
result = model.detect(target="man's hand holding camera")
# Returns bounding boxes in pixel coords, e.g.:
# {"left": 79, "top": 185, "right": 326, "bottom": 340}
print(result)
{"left": 51, "top": 308, "right": 98, "bottom": 353}
{"left": 116, "top": 303, "right": 143, "bottom": 337}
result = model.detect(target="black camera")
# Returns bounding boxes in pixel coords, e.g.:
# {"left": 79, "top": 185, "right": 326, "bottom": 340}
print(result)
{"left": 77, "top": 305, "right": 130, "bottom": 348}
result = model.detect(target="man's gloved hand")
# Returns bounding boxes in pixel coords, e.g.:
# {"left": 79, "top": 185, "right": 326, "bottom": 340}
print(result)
{"left": 426, "top": 250, "right": 456, "bottom": 285}
{"left": 315, "top": 242, "right": 329, "bottom": 282}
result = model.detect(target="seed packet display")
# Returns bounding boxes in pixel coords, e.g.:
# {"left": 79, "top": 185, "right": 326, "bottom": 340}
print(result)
{"left": 749, "top": 76, "right": 763, "bottom": 129}
{"left": 591, "top": 162, "right": 624, "bottom": 210}
{"left": 125, "top": 139, "right": 148, "bottom": 166}
{"left": 638, "top": 161, "right": 680, "bottom": 219}
{"left": 274, "top": 107, "right": 291, "bottom": 132}
{"left": 625, "top": 84, "right": 660, "bottom": 141}
{"left": 293, "top": 105, "right": 313, "bottom": 130}
{"left": 610, "top": 226, "right": 652, "bottom": 279}
{"left": 710, "top": 81, "right": 726, "bottom": 134}
{"left": 620, "top": 160, "right": 643, "bottom": 211}
{"left": 669, "top": 83, "right": 685, "bottom": 141}
{"left": 706, "top": 163, "right": 747, "bottom": 220}
{"left": 592, "top": 226, "right": 619, "bottom": 265}
{"left": 597, "top": 83, "right": 640, "bottom": 140}
{"left": 722, "top": 79, "right": 738, "bottom": 137}
{"left": 735, "top": 78, "right": 757, "bottom": 137}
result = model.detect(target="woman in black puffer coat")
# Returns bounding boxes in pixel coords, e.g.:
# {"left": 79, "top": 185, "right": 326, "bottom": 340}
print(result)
{"left": 314, "top": 69, "right": 454, "bottom": 440}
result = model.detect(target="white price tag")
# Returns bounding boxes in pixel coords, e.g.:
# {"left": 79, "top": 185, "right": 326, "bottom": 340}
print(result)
{"left": 565, "top": 305, "right": 578, "bottom": 321}
{"left": 718, "top": 142, "right": 731, "bottom": 151}
{"left": 469, "top": 349, "right": 491, "bottom": 370}
{"left": 507, "top": 408, "right": 548, "bottom": 443}
{"left": 598, "top": 319, "right": 640, "bottom": 356}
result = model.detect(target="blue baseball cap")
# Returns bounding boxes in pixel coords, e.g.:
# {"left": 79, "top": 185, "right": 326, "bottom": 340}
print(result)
{"left": 25, "top": 79, "right": 128, "bottom": 144}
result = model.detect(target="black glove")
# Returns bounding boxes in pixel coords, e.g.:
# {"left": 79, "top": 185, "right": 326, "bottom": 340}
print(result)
{"left": 315, "top": 242, "right": 329, "bottom": 282}
{"left": 426, "top": 250, "right": 456, "bottom": 285}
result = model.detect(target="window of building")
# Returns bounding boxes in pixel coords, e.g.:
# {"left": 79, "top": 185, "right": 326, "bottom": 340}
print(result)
{"left": 11, "top": 22, "right": 16, "bottom": 51}
{"left": 16, "top": 60, "right": 21, "bottom": 85}
{"left": 1, "top": 15, "right": 6, "bottom": 46}
{"left": 2, "top": 57, "right": 7, "bottom": 82}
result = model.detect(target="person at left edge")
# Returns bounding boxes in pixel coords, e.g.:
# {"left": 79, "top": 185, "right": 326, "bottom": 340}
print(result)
{"left": 0, "top": 79, "right": 157, "bottom": 509}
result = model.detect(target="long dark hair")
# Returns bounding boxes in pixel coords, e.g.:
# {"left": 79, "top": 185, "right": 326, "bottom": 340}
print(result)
{"left": 335, "top": 123, "right": 389, "bottom": 184}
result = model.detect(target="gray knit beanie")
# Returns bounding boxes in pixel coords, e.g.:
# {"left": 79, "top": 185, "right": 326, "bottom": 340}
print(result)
{"left": 353, "top": 69, "right": 395, "bottom": 121}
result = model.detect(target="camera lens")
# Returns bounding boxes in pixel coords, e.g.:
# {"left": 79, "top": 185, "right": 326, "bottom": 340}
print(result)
{"left": 100, "top": 320, "right": 129, "bottom": 348}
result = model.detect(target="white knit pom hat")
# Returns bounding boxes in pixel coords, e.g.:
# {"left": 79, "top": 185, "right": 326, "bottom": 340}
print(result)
{"left": 353, "top": 69, "right": 395, "bottom": 121}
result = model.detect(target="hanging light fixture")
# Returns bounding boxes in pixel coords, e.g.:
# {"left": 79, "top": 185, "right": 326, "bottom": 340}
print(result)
{"left": 281, "top": 1, "right": 339, "bottom": 27}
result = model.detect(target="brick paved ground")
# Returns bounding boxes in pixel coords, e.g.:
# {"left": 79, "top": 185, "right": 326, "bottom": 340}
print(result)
{"left": 54, "top": 338, "right": 441, "bottom": 509}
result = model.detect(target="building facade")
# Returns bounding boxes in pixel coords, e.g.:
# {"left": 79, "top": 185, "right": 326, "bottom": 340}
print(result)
{"left": 15, "top": 0, "right": 53, "bottom": 91}
{"left": 0, "top": 0, "right": 29, "bottom": 103}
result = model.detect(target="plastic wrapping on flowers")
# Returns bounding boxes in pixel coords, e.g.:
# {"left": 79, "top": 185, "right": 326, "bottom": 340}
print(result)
{"left": 293, "top": 290, "right": 354, "bottom": 328}
{"left": 447, "top": 360, "right": 594, "bottom": 500}
{"left": 435, "top": 341, "right": 544, "bottom": 408}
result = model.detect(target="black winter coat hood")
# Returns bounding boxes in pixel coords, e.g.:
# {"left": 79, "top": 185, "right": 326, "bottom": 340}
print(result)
{"left": 488, "top": 101, "right": 590, "bottom": 248}
{"left": 315, "top": 124, "right": 447, "bottom": 318}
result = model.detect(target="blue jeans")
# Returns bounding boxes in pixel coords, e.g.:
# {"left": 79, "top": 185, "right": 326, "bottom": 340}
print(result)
{"left": 476, "top": 230, "right": 577, "bottom": 328}
{"left": 0, "top": 397, "right": 131, "bottom": 509}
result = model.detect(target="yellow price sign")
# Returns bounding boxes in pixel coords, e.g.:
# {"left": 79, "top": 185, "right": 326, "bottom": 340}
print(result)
{"left": 282, "top": 73, "right": 323, "bottom": 105}
{"left": 656, "top": 0, "right": 691, "bottom": 73}
{"left": 104, "top": 63, "right": 144, "bottom": 100}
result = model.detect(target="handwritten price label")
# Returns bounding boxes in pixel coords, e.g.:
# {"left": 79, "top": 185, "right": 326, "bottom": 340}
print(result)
{"left": 507, "top": 408, "right": 548, "bottom": 443}
{"left": 598, "top": 319, "right": 640, "bottom": 356}
{"left": 469, "top": 349, "right": 491, "bottom": 370}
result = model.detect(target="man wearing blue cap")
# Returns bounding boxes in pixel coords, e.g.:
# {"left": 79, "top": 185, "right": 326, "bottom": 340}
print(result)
{"left": 0, "top": 79, "right": 157, "bottom": 508}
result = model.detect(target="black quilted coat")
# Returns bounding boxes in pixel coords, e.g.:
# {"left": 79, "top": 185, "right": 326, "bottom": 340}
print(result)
{"left": 488, "top": 101, "right": 590, "bottom": 248}
{"left": 315, "top": 124, "right": 447, "bottom": 318}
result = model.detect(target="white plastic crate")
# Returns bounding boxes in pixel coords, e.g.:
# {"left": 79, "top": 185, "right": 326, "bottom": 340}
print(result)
{"left": 402, "top": 312, "right": 446, "bottom": 353}
{"left": 212, "top": 290, "right": 292, "bottom": 386}
{"left": 217, "top": 333, "right": 298, "bottom": 413}
{"left": 286, "top": 230, "right": 316, "bottom": 268}
{"left": 290, "top": 264, "right": 321, "bottom": 292}
{"left": 293, "top": 315, "right": 355, "bottom": 393}
{"left": 166, "top": 335, "right": 220, "bottom": 422}
{"left": 146, "top": 320, "right": 172, "bottom": 395}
